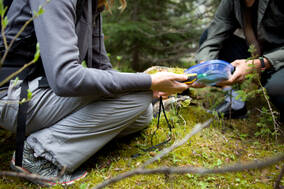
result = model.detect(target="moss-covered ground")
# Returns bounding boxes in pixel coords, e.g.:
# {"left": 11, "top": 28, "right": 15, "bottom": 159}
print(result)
{"left": 0, "top": 70, "right": 283, "bottom": 189}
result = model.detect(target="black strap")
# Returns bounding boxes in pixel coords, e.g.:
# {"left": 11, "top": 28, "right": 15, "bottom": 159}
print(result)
{"left": 132, "top": 97, "right": 173, "bottom": 158}
{"left": 15, "top": 78, "right": 29, "bottom": 167}
{"left": 75, "top": 0, "right": 85, "bottom": 25}
{"left": 87, "top": 0, "right": 93, "bottom": 67}
{"left": 87, "top": 0, "right": 99, "bottom": 67}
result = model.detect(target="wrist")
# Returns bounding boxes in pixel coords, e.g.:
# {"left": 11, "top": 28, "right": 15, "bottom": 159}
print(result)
{"left": 150, "top": 75, "right": 156, "bottom": 90}
{"left": 253, "top": 57, "right": 270, "bottom": 72}
{"left": 259, "top": 57, "right": 271, "bottom": 71}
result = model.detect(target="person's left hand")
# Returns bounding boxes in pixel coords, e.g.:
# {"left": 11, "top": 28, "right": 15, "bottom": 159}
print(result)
{"left": 218, "top": 59, "right": 260, "bottom": 86}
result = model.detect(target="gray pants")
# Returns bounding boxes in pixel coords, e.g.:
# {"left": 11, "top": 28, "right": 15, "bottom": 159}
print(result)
{"left": 0, "top": 78, "right": 153, "bottom": 172}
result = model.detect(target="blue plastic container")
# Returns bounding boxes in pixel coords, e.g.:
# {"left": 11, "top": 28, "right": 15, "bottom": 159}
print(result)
{"left": 184, "top": 60, "right": 234, "bottom": 85}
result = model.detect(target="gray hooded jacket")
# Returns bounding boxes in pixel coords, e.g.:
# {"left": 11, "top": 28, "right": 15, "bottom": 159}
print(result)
{"left": 1, "top": 0, "right": 151, "bottom": 97}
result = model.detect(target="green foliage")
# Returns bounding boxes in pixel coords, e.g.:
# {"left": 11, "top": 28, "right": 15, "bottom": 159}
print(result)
{"left": 19, "top": 89, "right": 32, "bottom": 104}
{"left": 231, "top": 45, "right": 280, "bottom": 138}
{"left": 33, "top": 43, "right": 41, "bottom": 62}
{"left": 255, "top": 107, "right": 276, "bottom": 137}
{"left": 79, "top": 183, "right": 88, "bottom": 189}
{"left": 33, "top": 5, "right": 45, "bottom": 17}
{"left": 103, "top": 0, "right": 218, "bottom": 71}
{"left": 0, "top": 0, "right": 8, "bottom": 29}
{"left": 12, "top": 77, "right": 19, "bottom": 86}
{"left": 81, "top": 60, "right": 87, "bottom": 68}
{"left": 27, "top": 89, "right": 32, "bottom": 101}
{"left": 0, "top": 0, "right": 7, "bottom": 18}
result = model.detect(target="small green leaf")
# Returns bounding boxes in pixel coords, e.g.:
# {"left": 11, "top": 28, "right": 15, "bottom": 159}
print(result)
{"left": 13, "top": 77, "right": 19, "bottom": 86}
{"left": 20, "top": 98, "right": 26, "bottom": 104}
{"left": 27, "top": 89, "right": 32, "bottom": 101}
{"left": 186, "top": 173, "right": 194, "bottom": 179}
{"left": 2, "top": 16, "right": 8, "bottom": 28}
{"left": 0, "top": 0, "right": 7, "bottom": 17}
{"left": 81, "top": 60, "right": 87, "bottom": 68}
{"left": 217, "top": 159, "right": 222, "bottom": 166}
{"left": 33, "top": 43, "right": 40, "bottom": 62}
{"left": 116, "top": 56, "right": 122, "bottom": 61}
{"left": 37, "top": 6, "right": 45, "bottom": 15}
{"left": 80, "top": 183, "right": 88, "bottom": 189}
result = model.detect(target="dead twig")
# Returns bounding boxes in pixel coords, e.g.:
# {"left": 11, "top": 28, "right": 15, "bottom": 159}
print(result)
{"left": 274, "top": 164, "right": 284, "bottom": 189}
{"left": 0, "top": 165, "right": 67, "bottom": 184}
{"left": 142, "top": 119, "right": 212, "bottom": 168}
{"left": 0, "top": 59, "right": 36, "bottom": 87}
{"left": 0, "top": 171, "right": 57, "bottom": 182}
{"left": 93, "top": 154, "right": 284, "bottom": 189}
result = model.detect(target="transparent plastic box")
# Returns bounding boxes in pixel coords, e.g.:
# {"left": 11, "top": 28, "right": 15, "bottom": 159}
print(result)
{"left": 184, "top": 60, "right": 234, "bottom": 85}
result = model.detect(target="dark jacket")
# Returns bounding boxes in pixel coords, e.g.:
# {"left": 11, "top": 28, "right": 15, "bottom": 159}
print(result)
{"left": 196, "top": 0, "right": 284, "bottom": 71}
{"left": 0, "top": 0, "right": 151, "bottom": 97}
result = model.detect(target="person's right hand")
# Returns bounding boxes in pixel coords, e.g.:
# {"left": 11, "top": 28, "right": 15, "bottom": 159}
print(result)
{"left": 150, "top": 72, "right": 189, "bottom": 95}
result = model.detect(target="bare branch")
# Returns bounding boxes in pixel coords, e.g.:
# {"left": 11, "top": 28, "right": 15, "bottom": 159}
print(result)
{"left": 0, "top": 171, "right": 56, "bottom": 182}
{"left": 0, "top": 19, "right": 33, "bottom": 69}
{"left": 1, "top": 16, "right": 8, "bottom": 50}
{"left": 0, "top": 59, "right": 36, "bottom": 87}
{"left": 93, "top": 154, "right": 284, "bottom": 189}
{"left": 0, "top": 0, "right": 49, "bottom": 70}
{"left": 0, "top": 166, "right": 67, "bottom": 184}
{"left": 274, "top": 164, "right": 284, "bottom": 189}
{"left": 142, "top": 119, "right": 212, "bottom": 168}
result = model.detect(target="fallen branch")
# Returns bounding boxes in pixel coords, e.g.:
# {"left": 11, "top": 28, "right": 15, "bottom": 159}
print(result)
{"left": 0, "top": 171, "right": 56, "bottom": 182}
{"left": 274, "top": 164, "right": 284, "bottom": 189}
{"left": 93, "top": 154, "right": 284, "bottom": 189}
{"left": 0, "top": 165, "right": 66, "bottom": 184}
{"left": 142, "top": 119, "right": 212, "bottom": 168}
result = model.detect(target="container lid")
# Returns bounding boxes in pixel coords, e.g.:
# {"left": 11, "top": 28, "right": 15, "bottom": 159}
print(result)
{"left": 184, "top": 60, "right": 234, "bottom": 85}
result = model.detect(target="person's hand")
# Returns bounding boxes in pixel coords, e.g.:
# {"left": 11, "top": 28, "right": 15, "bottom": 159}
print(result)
{"left": 152, "top": 91, "right": 170, "bottom": 99}
{"left": 218, "top": 59, "right": 261, "bottom": 86}
{"left": 190, "top": 82, "right": 206, "bottom": 88}
{"left": 150, "top": 72, "right": 189, "bottom": 95}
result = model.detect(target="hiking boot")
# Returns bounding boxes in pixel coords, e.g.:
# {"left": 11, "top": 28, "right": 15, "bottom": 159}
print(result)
{"left": 209, "top": 100, "right": 247, "bottom": 119}
{"left": 10, "top": 143, "right": 87, "bottom": 186}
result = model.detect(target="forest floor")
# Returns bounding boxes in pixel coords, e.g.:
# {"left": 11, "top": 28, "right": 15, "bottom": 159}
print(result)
{"left": 0, "top": 69, "right": 283, "bottom": 189}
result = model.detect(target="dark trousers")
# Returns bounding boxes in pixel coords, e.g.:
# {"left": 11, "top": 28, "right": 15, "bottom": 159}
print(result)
{"left": 199, "top": 30, "right": 284, "bottom": 121}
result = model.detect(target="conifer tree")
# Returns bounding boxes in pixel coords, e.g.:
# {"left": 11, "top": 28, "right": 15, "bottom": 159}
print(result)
{"left": 103, "top": 0, "right": 220, "bottom": 71}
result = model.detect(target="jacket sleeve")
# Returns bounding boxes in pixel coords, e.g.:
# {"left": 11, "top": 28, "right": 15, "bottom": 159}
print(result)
{"left": 196, "top": 0, "right": 238, "bottom": 62}
{"left": 264, "top": 47, "right": 284, "bottom": 71}
{"left": 29, "top": 0, "right": 151, "bottom": 97}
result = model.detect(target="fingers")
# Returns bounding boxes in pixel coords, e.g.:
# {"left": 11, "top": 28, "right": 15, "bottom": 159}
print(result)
{"left": 158, "top": 92, "right": 170, "bottom": 99}
{"left": 170, "top": 73, "right": 191, "bottom": 93}
{"left": 190, "top": 82, "right": 206, "bottom": 88}
{"left": 216, "top": 80, "right": 230, "bottom": 86}
{"left": 217, "top": 60, "right": 245, "bottom": 86}
{"left": 170, "top": 73, "right": 188, "bottom": 82}
{"left": 228, "top": 72, "right": 239, "bottom": 83}
{"left": 150, "top": 72, "right": 189, "bottom": 95}
{"left": 231, "top": 60, "right": 239, "bottom": 67}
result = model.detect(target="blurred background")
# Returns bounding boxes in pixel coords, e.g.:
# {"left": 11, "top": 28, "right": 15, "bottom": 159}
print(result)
{"left": 103, "top": 0, "right": 221, "bottom": 72}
